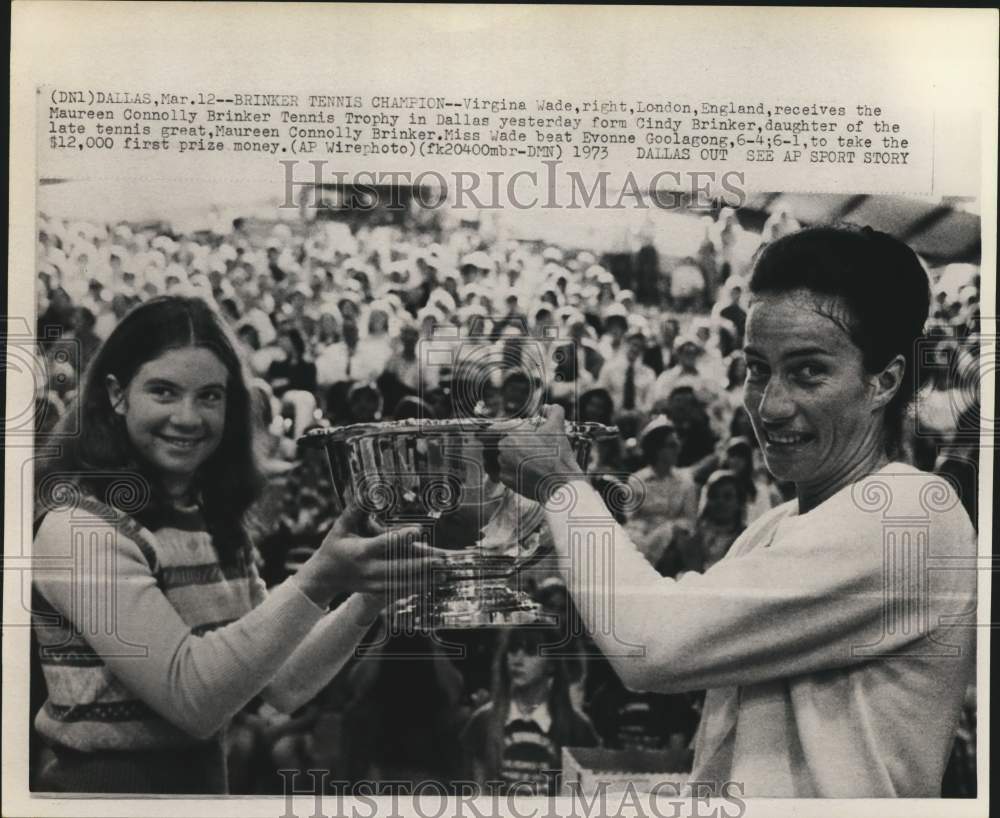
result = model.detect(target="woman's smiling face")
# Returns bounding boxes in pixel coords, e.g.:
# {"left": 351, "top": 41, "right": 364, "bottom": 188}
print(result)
{"left": 743, "top": 288, "right": 888, "bottom": 500}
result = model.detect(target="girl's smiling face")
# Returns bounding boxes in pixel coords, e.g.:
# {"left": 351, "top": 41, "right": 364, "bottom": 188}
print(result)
{"left": 107, "top": 346, "right": 228, "bottom": 498}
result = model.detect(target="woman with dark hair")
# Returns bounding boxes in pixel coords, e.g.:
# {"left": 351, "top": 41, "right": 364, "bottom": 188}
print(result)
{"left": 624, "top": 416, "right": 699, "bottom": 565}
{"left": 691, "top": 469, "right": 745, "bottom": 567}
{"left": 461, "top": 627, "right": 599, "bottom": 796}
{"left": 31, "top": 296, "right": 442, "bottom": 794}
{"left": 499, "top": 226, "right": 978, "bottom": 797}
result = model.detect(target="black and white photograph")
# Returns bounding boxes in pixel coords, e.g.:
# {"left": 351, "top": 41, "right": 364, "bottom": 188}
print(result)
{"left": 4, "top": 5, "right": 995, "bottom": 818}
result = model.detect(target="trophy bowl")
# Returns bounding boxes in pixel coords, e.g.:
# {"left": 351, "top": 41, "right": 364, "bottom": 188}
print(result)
{"left": 299, "top": 417, "right": 613, "bottom": 628}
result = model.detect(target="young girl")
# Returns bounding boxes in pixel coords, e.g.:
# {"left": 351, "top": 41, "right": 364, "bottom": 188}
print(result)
{"left": 31, "top": 295, "right": 440, "bottom": 794}
{"left": 692, "top": 469, "right": 747, "bottom": 568}
{"left": 461, "top": 627, "right": 599, "bottom": 797}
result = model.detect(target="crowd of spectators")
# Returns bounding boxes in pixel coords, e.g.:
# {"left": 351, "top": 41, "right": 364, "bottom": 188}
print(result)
{"left": 33, "top": 200, "right": 982, "bottom": 795}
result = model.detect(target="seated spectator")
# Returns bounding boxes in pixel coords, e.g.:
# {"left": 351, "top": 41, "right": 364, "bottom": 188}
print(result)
{"left": 624, "top": 415, "right": 699, "bottom": 565}
{"left": 723, "top": 437, "right": 782, "bottom": 523}
{"left": 461, "top": 626, "right": 599, "bottom": 796}
{"left": 656, "top": 469, "right": 746, "bottom": 577}
{"left": 694, "top": 469, "right": 747, "bottom": 566}
{"left": 663, "top": 386, "right": 718, "bottom": 468}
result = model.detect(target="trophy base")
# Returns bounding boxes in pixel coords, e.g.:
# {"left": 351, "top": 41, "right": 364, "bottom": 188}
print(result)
{"left": 389, "top": 578, "right": 558, "bottom": 630}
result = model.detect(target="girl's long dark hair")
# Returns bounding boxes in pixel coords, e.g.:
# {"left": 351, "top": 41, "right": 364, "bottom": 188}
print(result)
{"left": 482, "top": 627, "right": 580, "bottom": 780}
{"left": 35, "top": 295, "right": 267, "bottom": 562}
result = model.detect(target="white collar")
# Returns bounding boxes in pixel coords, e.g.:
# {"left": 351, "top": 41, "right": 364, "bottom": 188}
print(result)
{"left": 506, "top": 698, "right": 552, "bottom": 733}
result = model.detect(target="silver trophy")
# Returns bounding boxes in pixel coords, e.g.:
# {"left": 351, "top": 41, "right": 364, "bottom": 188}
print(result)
{"left": 299, "top": 417, "right": 612, "bottom": 628}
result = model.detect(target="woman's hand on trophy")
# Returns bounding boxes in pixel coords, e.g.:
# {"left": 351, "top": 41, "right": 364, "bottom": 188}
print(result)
{"left": 497, "top": 404, "right": 584, "bottom": 505}
{"left": 294, "top": 504, "right": 447, "bottom": 609}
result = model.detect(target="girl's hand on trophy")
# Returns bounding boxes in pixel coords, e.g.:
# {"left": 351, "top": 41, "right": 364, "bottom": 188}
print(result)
{"left": 498, "top": 404, "right": 583, "bottom": 504}
{"left": 295, "top": 505, "right": 447, "bottom": 606}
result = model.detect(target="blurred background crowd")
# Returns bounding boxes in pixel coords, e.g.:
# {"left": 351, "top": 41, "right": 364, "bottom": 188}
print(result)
{"left": 32, "top": 189, "right": 982, "bottom": 796}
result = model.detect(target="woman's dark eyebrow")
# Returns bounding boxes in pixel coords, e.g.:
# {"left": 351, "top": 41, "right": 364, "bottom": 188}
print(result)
{"left": 743, "top": 345, "right": 831, "bottom": 358}
{"left": 781, "top": 346, "right": 832, "bottom": 360}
